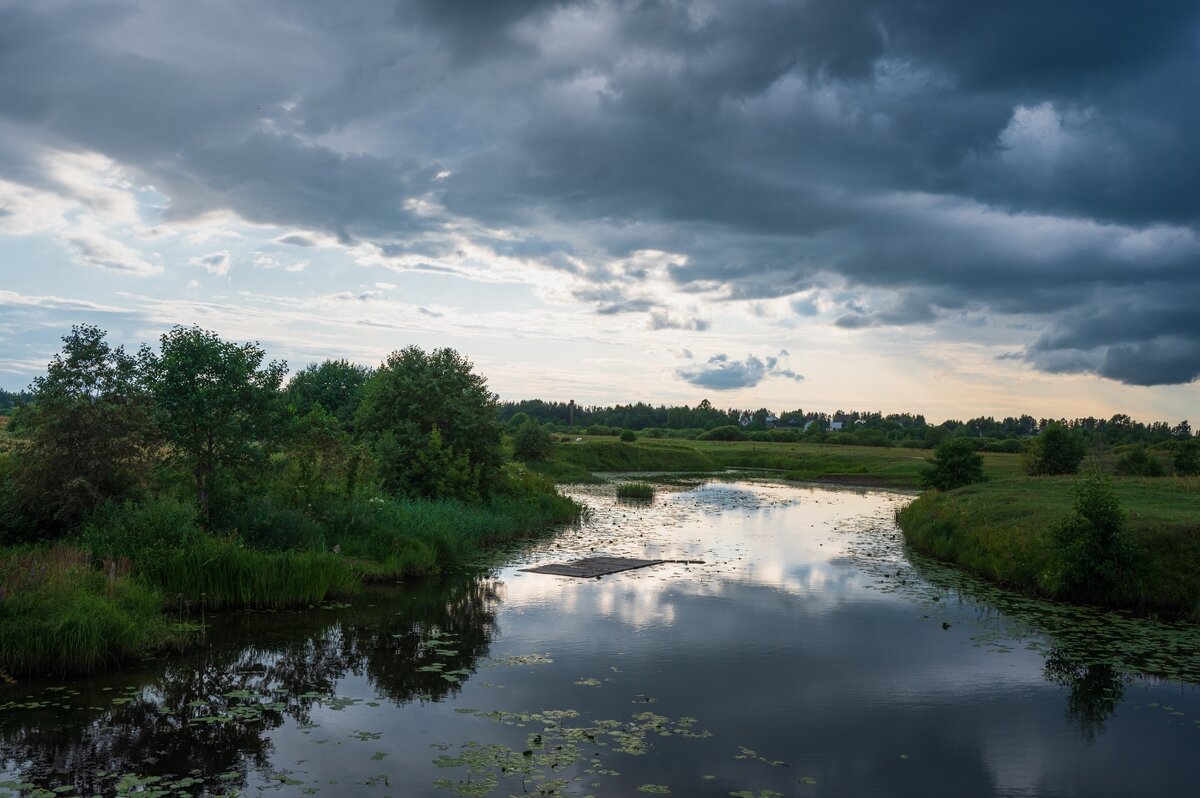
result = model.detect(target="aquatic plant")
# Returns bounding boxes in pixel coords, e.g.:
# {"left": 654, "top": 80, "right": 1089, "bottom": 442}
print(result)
{"left": 615, "top": 482, "right": 656, "bottom": 500}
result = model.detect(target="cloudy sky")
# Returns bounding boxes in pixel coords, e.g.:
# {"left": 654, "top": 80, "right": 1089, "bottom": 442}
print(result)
{"left": 1, "top": 0, "right": 1198, "bottom": 421}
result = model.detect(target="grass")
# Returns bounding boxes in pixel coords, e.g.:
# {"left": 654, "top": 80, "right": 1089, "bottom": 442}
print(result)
{"left": 551, "top": 436, "right": 1021, "bottom": 488}
{"left": 897, "top": 476, "right": 1200, "bottom": 619}
{"left": 615, "top": 482, "right": 656, "bottom": 499}
{"left": 0, "top": 546, "right": 186, "bottom": 675}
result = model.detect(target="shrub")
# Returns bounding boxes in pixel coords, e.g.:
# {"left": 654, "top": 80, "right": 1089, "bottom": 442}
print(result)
{"left": 1051, "top": 475, "right": 1138, "bottom": 602}
{"left": 1023, "top": 424, "right": 1085, "bottom": 475}
{"left": 1114, "top": 445, "right": 1165, "bottom": 477}
{"left": 615, "top": 482, "right": 655, "bottom": 499}
{"left": 619, "top": 429, "right": 637, "bottom": 442}
{"left": 698, "top": 425, "right": 746, "bottom": 441}
{"left": 920, "top": 438, "right": 984, "bottom": 491}
{"left": 80, "top": 496, "right": 204, "bottom": 560}
{"left": 226, "top": 496, "right": 327, "bottom": 552}
{"left": 1172, "top": 439, "right": 1199, "bottom": 476}
{"left": 512, "top": 421, "right": 555, "bottom": 462}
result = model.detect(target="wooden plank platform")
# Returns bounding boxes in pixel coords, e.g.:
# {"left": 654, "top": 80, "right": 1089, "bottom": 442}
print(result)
{"left": 520, "top": 556, "right": 668, "bottom": 578}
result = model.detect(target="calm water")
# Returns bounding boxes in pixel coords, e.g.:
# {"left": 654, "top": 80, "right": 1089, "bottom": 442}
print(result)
{"left": 3, "top": 480, "right": 1199, "bottom": 797}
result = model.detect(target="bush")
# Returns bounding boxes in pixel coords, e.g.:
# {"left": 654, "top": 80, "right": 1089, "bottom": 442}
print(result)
{"left": 698, "top": 425, "right": 746, "bottom": 441}
{"left": 619, "top": 429, "right": 637, "bottom": 442}
{"left": 920, "top": 438, "right": 984, "bottom": 491}
{"left": 1172, "top": 439, "right": 1199, "bottom": 476}
{"left": 1114, "top": 445, "right": 1165, "bottom": 477}
{"left": 1023, "top": 424, "right": 1085, "bottom": 475}
{"left": 512, "top": 421, "right": 555, "bottom": 461}
{"left": 80, "top": 496, "right": 204, "bottom": 560}
{"left": 1051, "top": 475, "right": 1138, "bottom": 602}
{"left": 226, "top": 496, "right": 327, "bottom": 552}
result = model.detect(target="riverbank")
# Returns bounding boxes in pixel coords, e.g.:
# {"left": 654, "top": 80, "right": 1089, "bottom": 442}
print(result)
{"left": 897, "top": 476, "right": 1200, "bottom": 620}
{"left": 0, "top": 469, "right": 581, "bottom": 677}
{"left": 535, "top": 436, "right": 1021, "bottom": 488}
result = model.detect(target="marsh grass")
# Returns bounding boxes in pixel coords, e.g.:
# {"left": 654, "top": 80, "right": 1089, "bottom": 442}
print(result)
{"left": 615, "top": 482, "right": 656, "bottom": 499}
{"left": 139, "top": 537, "right": 360, "bottom": 611}
{"left": 898, "top": 476, "right": 1200, "bottom": 619}
{"left": 0, "top": 545, "right": 184, "bottom": 675}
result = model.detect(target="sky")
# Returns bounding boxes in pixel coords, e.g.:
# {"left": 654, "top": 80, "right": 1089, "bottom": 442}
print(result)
{"left": 1, "top": 0, "right": 1198, "bottom": 423}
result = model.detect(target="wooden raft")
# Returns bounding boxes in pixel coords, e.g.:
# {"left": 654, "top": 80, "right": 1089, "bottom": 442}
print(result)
{"left": 520, "top": 556, "right": 702, "bottom": 578}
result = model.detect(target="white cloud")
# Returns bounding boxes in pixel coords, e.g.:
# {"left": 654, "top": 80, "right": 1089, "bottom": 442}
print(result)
{"left": 189, "top": 250, "right": 233, "bottom": 277}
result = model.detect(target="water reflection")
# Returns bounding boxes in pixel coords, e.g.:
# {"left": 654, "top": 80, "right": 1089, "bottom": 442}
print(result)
{"left": 0, "top": 575, "right": 501, "bottom": 796}
{"left": 1, "top": 480, "right": 1197, "bottom": 798}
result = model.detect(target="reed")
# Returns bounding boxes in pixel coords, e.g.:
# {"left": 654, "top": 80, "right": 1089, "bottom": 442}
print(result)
{"left": 615, "top": 482, "right": 656, "bottom": 499}
{"left": 0, "top": 545, "right": 182, "bottom": 675}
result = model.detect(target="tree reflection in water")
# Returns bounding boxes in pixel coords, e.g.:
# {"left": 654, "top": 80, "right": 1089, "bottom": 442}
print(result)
{"left": 1042, "top": 647, "right": 1131, "bottom": 740}
{"left": 0, "top": 572, "right": 502, "bottom": 796}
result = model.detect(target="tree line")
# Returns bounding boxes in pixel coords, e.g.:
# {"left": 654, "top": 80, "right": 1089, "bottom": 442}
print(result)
{"left": 1, "top": 324, "right": 506, "bottom": 541}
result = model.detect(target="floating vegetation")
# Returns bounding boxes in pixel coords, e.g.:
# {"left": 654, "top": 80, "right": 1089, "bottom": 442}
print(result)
{"left": 433, "top": 708, "right": 711, "bottom": 796}
{"left": 489, "top": 653, "right": 554, "bottom": 666}
{"left": 735, "top": 746, "right": 787, "bottom": 767}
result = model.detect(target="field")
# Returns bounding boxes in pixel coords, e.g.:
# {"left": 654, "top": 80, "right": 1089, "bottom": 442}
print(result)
{"left": 898, "top": 476, "right": 1200, "bottom": 619}
{"left": 541, "top": 435, "right": 1022, "bottom": 488}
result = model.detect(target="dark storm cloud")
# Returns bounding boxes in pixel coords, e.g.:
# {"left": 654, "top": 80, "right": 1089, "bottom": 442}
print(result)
{"left": 677, "top": 353, "right": 804, "bottom": 391}
{"left": 4, "top": 0, "right": 1199, "bottom": 384}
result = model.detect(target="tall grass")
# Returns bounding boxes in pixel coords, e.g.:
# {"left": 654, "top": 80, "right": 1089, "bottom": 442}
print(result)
{"left": 138, "top": 537, "right": 359, "bottom": 610}
{"left": 616, "top": 482, "right": 656, "bottom": 499}
{"left": 0, "top": 546, "right": 183, "bottom": 675}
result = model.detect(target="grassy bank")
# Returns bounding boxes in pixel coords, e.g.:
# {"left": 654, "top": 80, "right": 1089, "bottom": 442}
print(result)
{"left": 897, "top": 476, "right": 1200, "bottom": 619}
{"left": 0, "top": 468, "right": 581, "bottom": 676}
{"left": 549, "top": 436, "right": 1020, "bottom": 488}
{"left": 0, "top": 547, "right": 186, "bottom": 676}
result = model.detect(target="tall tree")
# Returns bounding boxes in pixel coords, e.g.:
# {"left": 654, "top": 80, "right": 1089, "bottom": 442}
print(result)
{"left": 356, "top": 346, "right": 501, "bottom": 500}
{"left": 284, "top": 359, "right": 374, "bottom": 430}
{"left": 18, "top": 325, "right": 157, "bottom": 532}
{"left": 146, "top": 326, "right": 286, "bottom": 522}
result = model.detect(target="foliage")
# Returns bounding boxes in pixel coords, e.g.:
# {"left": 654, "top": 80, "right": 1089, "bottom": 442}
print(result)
{"left": 1022, "top": 423, "right": 1086, "bottom": 476}
{"left": 616, "top": 482, "right": 655, "bottom": 499}
{"left": 1114, "top": 444, "right": 1165, "bottom": 477}
{"left": 284, "top": 358, "right": 373, "bottom": 430}
{"left": 146, "top": 325, "right": 286, "bottom": 522}
{"left": 512, "top": 420, "right": 554, "bottom": 462}
{"left": 1051, "top": 476, "right": 1138, "bottom": 602}
{"left": 17, "top": 325, "right": 158, "bottom": 533}
{"left": 224, "top": 496, "right": 327, "bottom": 552}
{"left": 920, "top": 438, "right": 984, "bottom": 491}
{"left": 698, "top": 425, "right": 746, "bottom": 441}
{"left": 1172, "top": 438, "right": 1200, "bottom": 476}
{"left": 285, "top": 404, "right": 363, "bottom": 506}
{"left": 80, "top": 496, "right": 203, "bottom": 560}
{"left": 356, "top": 346, "right": 501, "bottom": 500}
{"left": 619, "top": 429, "right": 637, "bottom": 442}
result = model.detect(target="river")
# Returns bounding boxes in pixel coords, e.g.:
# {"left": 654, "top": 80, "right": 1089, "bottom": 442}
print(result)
{"left": 2, "top": 479, "right": 1198, "bottom": 797}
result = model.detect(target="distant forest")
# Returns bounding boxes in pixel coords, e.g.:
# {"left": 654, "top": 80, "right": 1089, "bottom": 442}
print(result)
{"left": 499, "top": 399, "right": 1192, "bottom": 451}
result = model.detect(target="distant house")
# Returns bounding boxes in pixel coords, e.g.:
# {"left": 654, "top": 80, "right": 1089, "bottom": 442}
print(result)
{"left": 765, "top": 414, "right": 779, "bottom": 428}
{"left": 829, "top": 421, "right": 844, "bottom": 431}
{"left": 854, "top": 419, "right": 867, "bottom": 425}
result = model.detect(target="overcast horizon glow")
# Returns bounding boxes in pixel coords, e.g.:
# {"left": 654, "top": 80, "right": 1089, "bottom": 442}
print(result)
{"left": 1, "top": 1, "right": 1197, "bottom": 424}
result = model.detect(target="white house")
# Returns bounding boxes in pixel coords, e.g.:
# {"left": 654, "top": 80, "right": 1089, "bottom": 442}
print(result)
{"left": 829, "top": 421, "right": 844, "bottom": 431}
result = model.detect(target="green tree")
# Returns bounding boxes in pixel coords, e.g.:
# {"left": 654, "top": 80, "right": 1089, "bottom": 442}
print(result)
{"left": 355, "top": 346, "right": 501, "bottom": 500}
{"left": 619, "top": 429, "right": 637, "bottom": 442}
{"left": 512, "top": 420, "right": 554, "bottom": 462}
{"left": 1051, "top": 475, "right": 1137, "bottom": 602}
{"left": 1172, "top": 439, "right": 1200, "bottom": 476}
{"left": 920, "top": 438, "right": 984, "bottom": 491}
{"left": 284, "top": 359, "right": 373, "bottom": 430}
{"left": 1023, "top": 423, "right": 1086, "bottom": 475}
{"left": 17, "top": 325, "right": 157, "bottom": 533}
{"left": 146, "top": 326, "right": 286, "bottom": 522}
